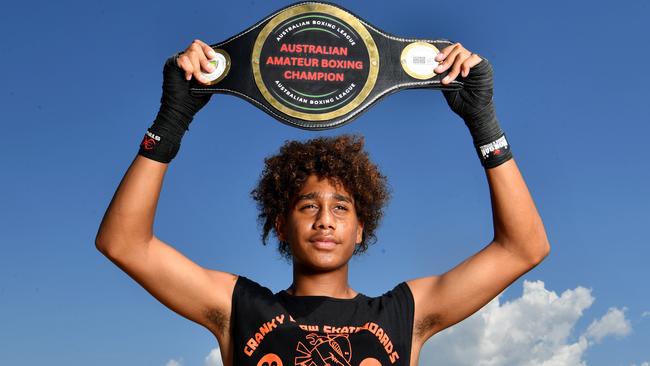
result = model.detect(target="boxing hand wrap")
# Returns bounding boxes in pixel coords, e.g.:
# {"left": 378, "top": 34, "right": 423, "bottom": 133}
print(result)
{"left": 443, "top": 58, "right": 513, "bottom": 169}
{"left": 138, "top": 54, "right": 212, "bottom": 163}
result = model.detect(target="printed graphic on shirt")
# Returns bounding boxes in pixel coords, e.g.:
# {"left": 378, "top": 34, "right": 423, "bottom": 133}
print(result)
{"left": 257, "top": 353, "right": 283, "bottom": 366}
{"left": 245, "top": 312, "right": 400, "bottom": 365}
{"left": 295, "top": 333, "right": 351, "bottom": 365}
{"left": 294, "top": 333, "right": 384, "bottom": 366}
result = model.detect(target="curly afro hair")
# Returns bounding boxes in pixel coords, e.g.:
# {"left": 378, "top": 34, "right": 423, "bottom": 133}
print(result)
{"left": 251, "top": 134, "right": 390, "bottom": 259}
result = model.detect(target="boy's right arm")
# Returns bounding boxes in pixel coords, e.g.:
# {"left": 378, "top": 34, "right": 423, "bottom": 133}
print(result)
{"left": 95, "top": 40, "right": 237, "bottom": 339}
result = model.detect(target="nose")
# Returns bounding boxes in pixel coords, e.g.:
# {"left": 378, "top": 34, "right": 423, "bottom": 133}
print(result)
{"left": 314, "top": 206, "right": 335, "bottom": 230}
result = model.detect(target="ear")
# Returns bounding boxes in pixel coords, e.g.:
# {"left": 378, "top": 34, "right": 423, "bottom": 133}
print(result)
{"left": 275, "top": 216, "right": 286, "bottom": 242}
{"left": 356, "top": 220, "right": 364, "bottom": 245}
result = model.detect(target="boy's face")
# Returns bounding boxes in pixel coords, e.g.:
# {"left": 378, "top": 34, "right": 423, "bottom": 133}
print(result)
{"left": 276, "top": 175, "right": 364, "bottom": 272}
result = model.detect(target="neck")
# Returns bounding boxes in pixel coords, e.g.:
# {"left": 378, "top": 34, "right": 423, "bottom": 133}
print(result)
{"left": 288, "top": 262, "right": 357, "bottom": 299}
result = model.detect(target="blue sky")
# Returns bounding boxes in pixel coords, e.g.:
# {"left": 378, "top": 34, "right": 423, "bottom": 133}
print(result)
{"left": 1, "top": 1, "right": 648, "bottom": 365}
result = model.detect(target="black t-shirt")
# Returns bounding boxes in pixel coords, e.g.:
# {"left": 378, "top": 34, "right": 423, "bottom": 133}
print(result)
{"left": 231, "top": 276, "right": 415, "bottom": 366}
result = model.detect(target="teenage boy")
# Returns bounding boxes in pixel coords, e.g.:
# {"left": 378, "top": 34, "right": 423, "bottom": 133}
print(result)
{"left": 96, "top": 39, "right": 550, "bottom": 365}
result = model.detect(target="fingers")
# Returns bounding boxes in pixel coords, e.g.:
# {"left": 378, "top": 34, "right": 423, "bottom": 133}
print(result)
{"left": 194, "top": 39, "right": 217, "bottom": 59}
{"left": 461, "top": 54, "right": 483, "bottom": 77}
{"left": 435, "top": 43, "right": 469, "bottom": 84}
{"left": 434, "top": 43, "right": 464, "bottom": 75}
{"left": 176, "top": 39, "right": 217, "bottom": 84}
{"left": 434, "top": 43, "right": 483, "bottom": 84}
{"left": 448, "top": 52, "right": 482, "bottom": 82}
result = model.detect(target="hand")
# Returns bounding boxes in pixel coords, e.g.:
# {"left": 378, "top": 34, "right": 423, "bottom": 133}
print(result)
{"left": 435, "top": 42, "right": 484, "bottom": 85}
{"left": 137, "top": 39, "right": 214, "bottom": 164}
{"left": 434, "top": 43, "right": 512, "bottom": 169}
{"left": 158, "top": 43, "right": 212, "bottom": 124}
{"left": 435, "top": 43, "right": 493, "bottom": 121}
{"left": 176, "top": 39, "right": 218, "bottom": 84}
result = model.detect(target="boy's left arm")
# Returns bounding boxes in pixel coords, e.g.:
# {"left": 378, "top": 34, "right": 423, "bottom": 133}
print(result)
{"left": 407, "top": 43, "right": 551, "bottom": 343}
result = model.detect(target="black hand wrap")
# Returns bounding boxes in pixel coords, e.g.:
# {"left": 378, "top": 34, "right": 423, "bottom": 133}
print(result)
{"left": 442, "top": 58, "right": 512, "bottom": 169}
{"left": 138, "top": 54, "right": 212, "bottom": 163}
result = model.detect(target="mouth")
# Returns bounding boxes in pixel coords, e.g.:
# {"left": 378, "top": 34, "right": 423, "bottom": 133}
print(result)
{"left": 309, "top": 236, "right": 338, "bottom": 250}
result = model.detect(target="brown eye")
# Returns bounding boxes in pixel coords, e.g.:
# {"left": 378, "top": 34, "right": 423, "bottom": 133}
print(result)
{"left": 335, "top": 205, "right": 349, "bottom": 211}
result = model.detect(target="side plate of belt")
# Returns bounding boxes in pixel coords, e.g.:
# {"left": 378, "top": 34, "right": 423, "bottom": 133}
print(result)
{"left": 191, "top": 1, "right": 463, "bottom": 130}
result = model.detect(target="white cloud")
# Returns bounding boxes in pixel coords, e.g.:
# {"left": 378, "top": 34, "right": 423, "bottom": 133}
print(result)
{"left": 204, "top": 347, "right": 224, "bottom": 366}
{"left": 419, "top": 280, "right": 631, "bottom": 366}
{"left": 165, "top": 359, "right": 183, "bottom": 366}
{"left": 584, "top": 307, "right": 631, "bottom": 343}
{"left": 642, "top": 311, "right": 650, "bottom": 318}
{"left": 630, "top": 363, "right": 650, "bottom": 366}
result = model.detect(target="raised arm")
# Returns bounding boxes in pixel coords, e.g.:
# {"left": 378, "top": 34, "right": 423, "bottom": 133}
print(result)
{"left": 95, "top": 40, "right": 237, "bottom": 341}
{"left": 407, "top": 43, "right": 550, "bottom": 344}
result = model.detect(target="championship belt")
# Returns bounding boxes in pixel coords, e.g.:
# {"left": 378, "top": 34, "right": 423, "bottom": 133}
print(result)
{"left": 192, "top": 1, "right": 462, "bottom": 130}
